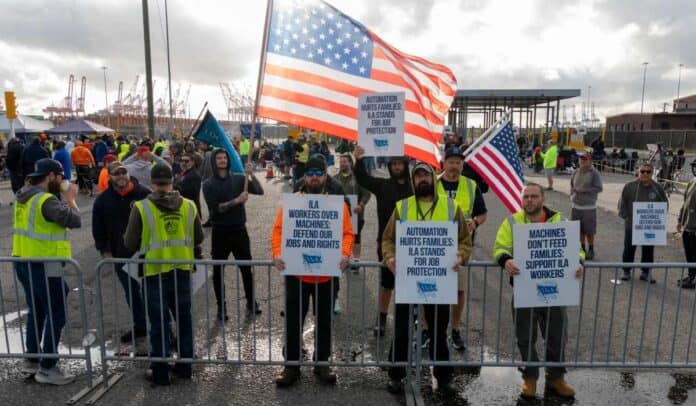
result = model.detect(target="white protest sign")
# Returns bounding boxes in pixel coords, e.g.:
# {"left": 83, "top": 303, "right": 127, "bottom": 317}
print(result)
{"left": 281, "top": 193, "right": 344, "bottom": 277}
{"left": 512, "top": 221, "right": 581, "bottom": 308}
{"left": 358, "top": 91, "right": 405, "bottom": 156}
{"left": 191, "top": 264, "right": 210, "bottom": 295}
{"left": 347, "top": 194, "right": 358, "bottom": 235}
{"left": 632, "top": 202, "right": 667, "bottom": 246}
{"left": 395, "top": 221, "right": 458, "bottom": 304}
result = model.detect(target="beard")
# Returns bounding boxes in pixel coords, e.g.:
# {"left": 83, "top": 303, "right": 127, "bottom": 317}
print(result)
{"left": 47, "top": 179, "right": 62, "bottom": 195}
{"left": 415, "top": 182, "right": 432, "bottom": 197}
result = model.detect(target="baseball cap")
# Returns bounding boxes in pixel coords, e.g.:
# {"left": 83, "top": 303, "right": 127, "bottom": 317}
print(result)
{"left": 580, "top": 153, "right": 591, "bottom": 160}
{"left": 27, "top": 158, "right": 64, "bottom": 178}
{"left": 444, "top": 146, "right": 463, "bottom": 160}
{"left": 150, "top": 164, "right": 173, "bottom": 184}
{"left": 305, "top": 155, "right": 327, "bottom": 172}
{"left": 411, "top": 162, "right": 434, "bottom": 175}
{"left": 107, "top": 161, "right": 127, "bottom": 174}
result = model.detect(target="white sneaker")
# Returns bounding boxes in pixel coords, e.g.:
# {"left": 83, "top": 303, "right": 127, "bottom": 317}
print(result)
{"left": 20, "top": 359, "right": 39, "bottom": 375}
{"left": 34, "top": 366, "right": 75, "bottom": 385}
{"left": 334, "top": 300, "right": 341, "bottom": 314}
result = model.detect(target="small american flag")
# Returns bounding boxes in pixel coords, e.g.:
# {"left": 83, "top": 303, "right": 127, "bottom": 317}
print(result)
{"left": 465, "top": 121, "right": 525, "bottom": 213}
{"left": 256, "top": 0, "right": 457, "bottom": 167}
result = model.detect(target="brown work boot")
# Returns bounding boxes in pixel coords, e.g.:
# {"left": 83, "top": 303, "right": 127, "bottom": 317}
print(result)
{"left": 520, "top": 378, "right": 537, "bottom": 399}
{"left": 313, "top": 366, "right": 337, "bottom": 385}
{"left": 275, "top": 366, "right": 300, "bottom": 387}
{"left": 545, "top": 378, "right": 576, "bottom": 398}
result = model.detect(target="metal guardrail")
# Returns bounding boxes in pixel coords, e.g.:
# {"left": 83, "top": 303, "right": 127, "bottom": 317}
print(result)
{"left": 4, "top": 258, "right": 696, "bottom": 405}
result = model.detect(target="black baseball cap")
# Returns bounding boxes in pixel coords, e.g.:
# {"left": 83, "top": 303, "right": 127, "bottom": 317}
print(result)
{"left": 444, "top": 146, "right": 463, "bottom": 160}
{"left": 305, "top": 155, "right": 327, "bottom": 172}
{"left": 150, "top": 164, "right": 173, "bottom": 184}
{"left": 27, "top": 158, "right": 64, "bottom": 178}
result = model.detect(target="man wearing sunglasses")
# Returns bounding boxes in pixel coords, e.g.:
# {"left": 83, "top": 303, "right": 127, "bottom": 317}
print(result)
{"left": 618, "top": 162, "right": 668, "bottom": 283}
{"left": 92, "top": 161, "right": 151, "bottom": 344}
{"left": 175, "top": 153, "right": 202, "bottom": 216}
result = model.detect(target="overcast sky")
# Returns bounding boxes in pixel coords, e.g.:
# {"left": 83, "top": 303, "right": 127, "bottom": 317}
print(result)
{"left": 1, "top": 0, "right": 694, "bottom": 125}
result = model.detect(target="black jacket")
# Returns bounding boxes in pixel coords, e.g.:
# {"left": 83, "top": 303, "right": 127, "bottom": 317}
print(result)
{"left": 202, "top": 148, "right": 264, "bottom": 228}
{"left": 175, "top": 169, "right": 202, "bottom": 213}
{"left": 21, "top": 143, "right": 50, "bottom": 175}
{"left": 354, "top": 157, "right": 412, "bottom": 241}
{"left": 92, "top": 178, "right": 151, "bottom": 258}
{"left": 6, "top": 139, "right": 24, "bottom": 173}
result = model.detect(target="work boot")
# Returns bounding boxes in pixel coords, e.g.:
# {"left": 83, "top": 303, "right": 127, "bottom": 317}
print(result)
{"left": 520, "top": 378, "right": 537, "bottom": 399}
{"left": 246, "top": 301, "right": 262, "bottom": 316}
{"left": 586, "top": 247, "right": 595, "bottom": 260}
{"left": 545, "top": 378, "right": 576, "bottom": 398}
{"left": 451, "top": 329, "right": 466, "bottom": 351}
{"left": 373, "top": 315, "right": 386, "bottom": 337}
{"left": 387, "top": 378, "right": 404, "bottom": 394}
{"left": 313, "top": 366, "right": 337, "bottom": 385}
{"left": 620, "top": 271, "right": 632, "bottom": 281}
{"left": 437, "top": 379, "right": 458, "bottom": 397}
{"left": 639, "top": 272, "right": 656, "bottom": 284}
{"left": 120, "top": 327, "right": 147, "bottom": 344}
{"left": 275, "top": 366, "right": 300, "bottom": 387}
{"left": 679, "top": 276, "right": 696, "bottom": 289}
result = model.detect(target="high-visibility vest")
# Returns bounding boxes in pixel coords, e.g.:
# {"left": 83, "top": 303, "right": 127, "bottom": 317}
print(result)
{"left": 492, "top": 209, "right": 585, "bottom": 262}
{"left": 396, "top": 195, "right": 457, "bottom": 222}
{"left": 134, "top": 198, "right": 196, "bottom": 276}
{"left": 118, "top": 144, "right": 130, "bottom": 161}
{"left": 296, "top": 144, "right": 309, "bottom": 163}
{"left": 12, "top": 192, "right": 71, "bottom": 258}
{"left": 436, "top": 175, "right": 476, "bottom": 219}
{"left": 239, "top": 139, "right": 250, "bottom": 156}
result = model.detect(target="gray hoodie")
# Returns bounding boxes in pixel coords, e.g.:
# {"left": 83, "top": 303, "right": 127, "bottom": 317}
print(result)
{"left": 570, "top": 167, "right": 603, "bottom": 209}
{"left": 15, "top": 185, "right": 81, "bottom": 229}
{"left": 124, "top": 190, "right": 204, "bottom": 258}
{"left": 123, "top": 154, "right": 170, "bottom": 189}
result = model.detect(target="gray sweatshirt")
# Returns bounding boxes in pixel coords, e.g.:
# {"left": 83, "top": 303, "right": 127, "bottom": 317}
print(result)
{"left": 123, "top": 154, "right": 171, "bottom": 189}
{"left": 618, "top": 179, "right": 668, "bottom": 228}
{"left": 679, "top": 179, "right": 696, "bottom": 232}
{"left": 570, "top": 167, "right": 603, "bottom": 209}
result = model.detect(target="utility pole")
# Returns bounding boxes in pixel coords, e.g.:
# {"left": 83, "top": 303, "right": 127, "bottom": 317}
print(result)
{"left": 676, "top": 63, "right": 684, "bottom": 111}
{"left": 101, "top": 66, "right": 109, "bottom": 127}
{"left": 640, "top": 62, "right": 649, "bottom": 113}
{"left": 142, "top": 0, "right": 155, "bottom": 139}
{"left": 165, "top": 0, "right": 174, "bottom": 136}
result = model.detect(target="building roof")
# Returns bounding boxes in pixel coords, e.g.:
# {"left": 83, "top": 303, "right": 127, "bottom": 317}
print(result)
{"left": 452, "top": 89, "right": 581, "bottom": 108}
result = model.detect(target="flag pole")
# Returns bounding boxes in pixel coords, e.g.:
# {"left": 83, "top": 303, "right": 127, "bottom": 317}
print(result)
{"left": 185, "top": 101, "right": 209, "bottom": 142}
{"left": 246, "top": 0, "right": 273, "bottom": 191}
{"left": 462, "top": 109, "right": 512, "bottom": 158}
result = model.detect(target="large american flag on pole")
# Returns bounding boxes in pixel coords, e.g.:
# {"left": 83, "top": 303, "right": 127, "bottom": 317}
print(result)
{"left": 465, "top": 121, "right": 525, "bottom": 213}
{"left": 256, "top": 0, "right": 457, "bottom": 167}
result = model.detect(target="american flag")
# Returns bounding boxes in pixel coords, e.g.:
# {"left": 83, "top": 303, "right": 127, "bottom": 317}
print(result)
{"left": 465, "top": 121, "right": 525, "bottom": 213}
{"left": 256, "top": 0, "right": 457, "bottom": 167}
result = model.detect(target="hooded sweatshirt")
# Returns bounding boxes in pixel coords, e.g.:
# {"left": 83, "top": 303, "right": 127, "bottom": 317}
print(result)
{"left": 202, "top": 148, "right": 264, "bottom": 228}
{"left": 122, "top": 153, "right": 170, "bottom": 188}
{"left": 15, "top": 185, "right": 82, "bottom": 230}
{"left": 123, "top": 189, "right": 204, "bottom": 258}
{"left": 354, "top": 156, "right": 412, "bottom": 241}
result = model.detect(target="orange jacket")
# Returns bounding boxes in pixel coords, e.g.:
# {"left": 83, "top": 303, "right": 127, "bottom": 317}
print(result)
{"left": 271, "top": 198, "right": 354, "bottom": 284}
{"left": 70, "top": 145, "right": 95, "bottom": 166}
{"left": 97, "top": 167, "right": 109, "bottom": 192}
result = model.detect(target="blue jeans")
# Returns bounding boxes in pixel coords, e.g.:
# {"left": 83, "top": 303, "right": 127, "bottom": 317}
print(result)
{"left": 14, "top": 262, "right": 69, "bottom": 369}
{"left": 145, "top": 270, "right": 193, "bottom": 381}
{"left": 115, "top": 265, "right": 146, "bottom": 331}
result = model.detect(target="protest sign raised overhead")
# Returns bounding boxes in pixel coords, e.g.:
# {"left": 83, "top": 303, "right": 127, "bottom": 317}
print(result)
{"left": 358, "top": 92, "right": 405, "bottom": 157}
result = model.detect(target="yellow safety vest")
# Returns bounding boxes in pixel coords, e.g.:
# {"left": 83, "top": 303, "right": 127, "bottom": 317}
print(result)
{"left": 396, "top": 195, "right": 457, "bottom": 222}
{"left": 134, "top": 198, "right": 196, "bottom": 276}
{"left": 296, "top": 144, "right": 309, "bottom": 164}
{"left": 436, "top": 175, "right": 476, "bottom": 219}
{"left": 12, "top": 192, "right": 71, "bottom": 258}
{"left": 493, "top": 209, "right": 585, "bottom": 262}
{"left": 239, "top": 139, "right": 250, "bottom": 156}
{"left": 118, "top": 144, "right": 130, "bottom": 161}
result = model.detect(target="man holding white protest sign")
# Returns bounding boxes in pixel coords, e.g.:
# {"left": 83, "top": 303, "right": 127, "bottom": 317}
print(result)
{"left": 357, "top": 91, "right": 405, "bottom": 157}
{"left": 618, "top": 162, "right": 668, "bottom": 283}
{"left": 493, "top": 183, "right": 584, "bottom": 399}
{"left": 381, "top": 162, "right": 472, "bottom": 395}
{"left": 270, "top": 156, "right": 354, "bottom": 387}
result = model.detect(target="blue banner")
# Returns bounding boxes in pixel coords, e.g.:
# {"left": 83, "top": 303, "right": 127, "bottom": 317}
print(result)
{"left": 240, "top": 123, "right": 262, "bottom": 139}
{"left": 193, "top": 111, "right": 244, "bottom": 174}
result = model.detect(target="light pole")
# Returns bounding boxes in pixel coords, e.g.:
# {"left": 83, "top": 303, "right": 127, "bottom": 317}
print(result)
{"left": 640, "top": 62, "right": 648, "bottom": 113}
{"left": 587, "top": 85, "right": 591, "bottom": 127}
{"left": 101, "top": 66, "right": 109, "bottom": 127}
{"left": 676, "top": 63, "right": 684, "bottom": 111}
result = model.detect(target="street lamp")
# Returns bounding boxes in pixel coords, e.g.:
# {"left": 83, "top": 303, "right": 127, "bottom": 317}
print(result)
{"left": 676, "top": 63, "right": 684, "bottom": 110}
{"left": 640, "top": 62, "right": 648, "bottom": 113}
{"left": 101, "top": 66, "right": 109, "bottom": 126}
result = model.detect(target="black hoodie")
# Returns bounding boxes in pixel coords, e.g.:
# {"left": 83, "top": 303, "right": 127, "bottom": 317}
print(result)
{"left": 202, "top": 148, "right": 264, "bottom": 228}
{"left": 354, "top": 156, "right": 412, "bottom": 241}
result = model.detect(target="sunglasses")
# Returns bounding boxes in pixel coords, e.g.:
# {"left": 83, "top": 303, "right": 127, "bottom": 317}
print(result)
{"left": 305, "top": 170, "right": 325, "bottom": 177}
{"left": 181, "top": 159, "right": 192, "bottom": 163}
{"left": 110, "top": 168, "right": 128, "bottom": 176}
{"left": 639, "top": 170, "right": 652, "bottom": 174}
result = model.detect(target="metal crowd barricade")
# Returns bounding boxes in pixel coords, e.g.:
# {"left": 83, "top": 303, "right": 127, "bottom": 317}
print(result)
{"left": 78, "top": 258, "right": 696, "bottom": 405}
{"left": 0, "top": 257, "right": 97, "bottom": 404}
{"left": 88, "top": 258, "right": 419, "bottom": 404}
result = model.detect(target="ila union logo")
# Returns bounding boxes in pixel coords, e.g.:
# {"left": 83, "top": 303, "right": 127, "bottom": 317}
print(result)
{"left": 536, "top": 282, "right": 559, "bottom": 304}
{"left": 302, "top": 252, "right": 322, "bottom": 272}
{"left": 417, "top": 279, "right": 438, "bottom": 300}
